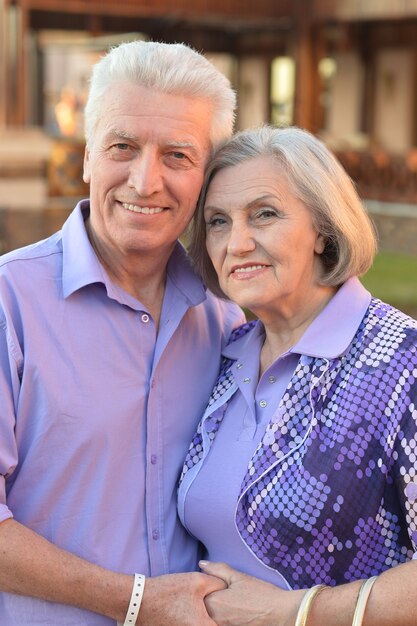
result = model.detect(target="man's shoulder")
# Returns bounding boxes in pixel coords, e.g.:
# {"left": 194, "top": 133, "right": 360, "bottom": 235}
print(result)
{"left": 0, "top": 231, "right": 62, "bottom": 274}
{"left": 199, "top": 289, "right": 245, "bottom": 329}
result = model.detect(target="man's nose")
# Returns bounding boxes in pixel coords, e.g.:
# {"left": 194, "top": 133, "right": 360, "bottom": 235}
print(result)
{"left": 227, "top": 221, "right": 256, "bottom": 256}
{"left": 127, "top": 152, "right": 163, "bottom": 196}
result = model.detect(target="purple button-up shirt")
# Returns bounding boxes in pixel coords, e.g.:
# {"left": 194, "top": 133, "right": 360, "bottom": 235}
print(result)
{"left": 0, "top": 200, "right": 244, "bottom": 625}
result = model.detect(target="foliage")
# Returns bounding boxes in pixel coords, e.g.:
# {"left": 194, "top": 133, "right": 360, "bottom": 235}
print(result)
{"left": 360, "top": 250, "right": 417, "bottom": 318}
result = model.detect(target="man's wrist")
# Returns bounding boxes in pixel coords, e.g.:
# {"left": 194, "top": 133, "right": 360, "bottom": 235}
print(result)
{"left": 117, "top": 573, "right": 146, "bottom": 626}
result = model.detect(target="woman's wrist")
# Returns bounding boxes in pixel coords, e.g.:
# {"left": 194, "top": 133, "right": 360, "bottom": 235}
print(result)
{"left": 290, "top": 580, "right": 364, "bottom": 626}
{"left": 294, "top": 585, "right": 328, "bottom": 626}
{"left": 276, "top": 589, "right": 307, "bottom": 626}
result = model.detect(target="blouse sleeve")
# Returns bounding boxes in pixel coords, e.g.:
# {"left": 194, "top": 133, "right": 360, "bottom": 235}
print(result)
{"left": 392, "top": 353, "right": 417, "bottom": 557}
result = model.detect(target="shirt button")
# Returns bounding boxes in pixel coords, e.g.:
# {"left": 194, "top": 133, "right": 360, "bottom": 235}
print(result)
{"left": 268, "top": 376, "right": 276, "bottom": 383}
{"left": 243, "top": 377, "right": 251, "bottom": 384}
{"left": 151, "top": 454, "right": 157, "bottom": 465}
{"left": 152, "top": 529, "right": 159, "bottom": 540}
{"left": 236, "top": 363, "right": 243, "bottom": 369}
{"left": 141, "top": 313, "right": 150, "bottom": 323}
{"left": 259, "top": 400, "right": 267, "bottom": 408}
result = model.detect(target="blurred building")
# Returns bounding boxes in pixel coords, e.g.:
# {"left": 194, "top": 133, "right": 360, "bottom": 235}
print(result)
{"left": 1, "top": 0, "right": 417, "bottom": 252}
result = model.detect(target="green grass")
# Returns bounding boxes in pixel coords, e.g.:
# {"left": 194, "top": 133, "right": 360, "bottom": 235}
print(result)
{"left": 360, "top": 250, "right": 417, "bottom": 317}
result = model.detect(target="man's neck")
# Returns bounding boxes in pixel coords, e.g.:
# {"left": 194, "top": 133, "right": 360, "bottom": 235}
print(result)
{"left": 85, "top": 221, "right": 173, "bottom": 328}
{"left": 109, "top": 259, "right": 168, "bottom": 327}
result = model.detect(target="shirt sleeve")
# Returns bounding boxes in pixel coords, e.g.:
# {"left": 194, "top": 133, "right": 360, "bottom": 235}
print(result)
{"left": 0, "top": 316, "right": 21, "bottom": 523}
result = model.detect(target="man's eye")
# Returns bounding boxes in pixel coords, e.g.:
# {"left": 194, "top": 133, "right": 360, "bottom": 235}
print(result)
{"left": 171, "top": 152, "right": 187, "bottom": 160}
{"left": 114, "top": 143, "right": 130, "bottom": 151}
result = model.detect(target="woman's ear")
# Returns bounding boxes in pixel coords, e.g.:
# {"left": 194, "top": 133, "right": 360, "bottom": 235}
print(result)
{"left": 315, "top": 233, "right": 325, "bottom": 255}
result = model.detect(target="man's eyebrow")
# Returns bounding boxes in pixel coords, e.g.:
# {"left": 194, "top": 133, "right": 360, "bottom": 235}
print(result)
{"left": 104, "top": 130, "right": 140, "bottom": 142}
{"left": 164, "top": 140, "right": 201, "bottom": 157}
{"left": 165, "top": 141, "right": 196, "bottom": 149}
{"left": 102, "top": 133, "right": 201, "bottom": 155}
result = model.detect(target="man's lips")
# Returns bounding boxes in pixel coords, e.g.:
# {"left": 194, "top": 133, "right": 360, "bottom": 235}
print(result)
{"left": 121, "top": 202, "right": 165, "bottom": 215}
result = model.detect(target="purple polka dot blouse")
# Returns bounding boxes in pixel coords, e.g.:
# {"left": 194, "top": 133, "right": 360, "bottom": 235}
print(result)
{"left": 178, "top": 278, "right": 417, "bottom": 589}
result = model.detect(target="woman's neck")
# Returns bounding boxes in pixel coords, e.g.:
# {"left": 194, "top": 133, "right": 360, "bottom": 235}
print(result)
{"left": 259, "top": 285, "right": 337, "bottom": 376}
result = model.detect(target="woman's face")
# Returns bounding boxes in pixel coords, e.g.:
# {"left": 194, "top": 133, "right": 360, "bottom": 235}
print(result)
{"left": 204, "top": 155, "right": 326, "bottom": 322}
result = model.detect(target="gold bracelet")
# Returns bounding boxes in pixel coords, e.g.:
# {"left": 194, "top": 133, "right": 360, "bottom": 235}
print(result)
{"left": 294, "top": 584, "right": 327, "bottom": 626}
{"left": 351, "top": 576, "right": 378, "bottom": 626}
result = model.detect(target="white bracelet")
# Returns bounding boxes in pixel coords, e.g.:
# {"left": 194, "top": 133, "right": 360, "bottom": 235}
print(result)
{"left": 117, "top": 573, "right": 146, "bottom": 626}
{"left": 351, "top": 576, "right": 378, "bottom": 626}
{"left": 294, "top": 584, "right": 327, "bottom": 626}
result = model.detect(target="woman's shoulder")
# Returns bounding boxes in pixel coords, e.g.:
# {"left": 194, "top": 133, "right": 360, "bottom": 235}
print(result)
{"left": 367, "top": 298, "right": 417, "bottom": 333}
{"left": 358, "top": 298, "right": 417, "bottom": 365}
{"left": 227, "top": 320, "right": 258, "bottom": 345}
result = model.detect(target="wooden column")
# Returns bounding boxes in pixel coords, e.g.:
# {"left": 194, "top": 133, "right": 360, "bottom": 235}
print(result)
{"left": 292, "top": 1, "right": 322, "bottom": 133}
{"left": 15, "top": 0, "right": 30, "bottom": 125}
{"left": 0, "top": 0, "right": 9, "bottom": 128}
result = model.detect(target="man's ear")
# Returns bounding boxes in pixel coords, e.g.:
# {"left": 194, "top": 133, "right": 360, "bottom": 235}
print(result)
{"left": 83, "top": 146, "right": 91, "bottom": 184}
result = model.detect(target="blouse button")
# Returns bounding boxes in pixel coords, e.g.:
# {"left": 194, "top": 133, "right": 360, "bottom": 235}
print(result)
{"left": 141, "top": 313, "right": 150, "bottom": 323}
{"left": 268, "top": 376, "right": 276, "bottom": 383}
{"left": 259, "top": 400, "right": 267, "bottom": 408}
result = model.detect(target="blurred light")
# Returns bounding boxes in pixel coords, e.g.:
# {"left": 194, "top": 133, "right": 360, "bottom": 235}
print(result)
{"left": 271, "top": 56, "right": 295, "bottom": 104}
{"left": 319, "top": 57, "right": 337, "bottom": 80}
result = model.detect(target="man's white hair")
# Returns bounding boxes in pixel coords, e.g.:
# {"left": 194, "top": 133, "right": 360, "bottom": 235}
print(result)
{"left": 84, "top": 40, "right": 236, "bottom": 149}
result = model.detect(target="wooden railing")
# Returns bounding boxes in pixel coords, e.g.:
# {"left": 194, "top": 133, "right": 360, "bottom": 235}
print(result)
{"left": 18, "top": 0, "right": 292, "bottom": 20}
{"left": 334, "top": 149, "right": 417, "bottom": 205}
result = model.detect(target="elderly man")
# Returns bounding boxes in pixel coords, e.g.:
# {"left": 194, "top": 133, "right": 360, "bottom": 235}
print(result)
{"left": 0, "top": 41, "right": 243, "bottom": 625}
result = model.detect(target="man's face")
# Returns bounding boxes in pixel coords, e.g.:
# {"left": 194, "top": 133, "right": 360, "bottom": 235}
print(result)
{"left": 83, "top": 83, "right": 213, "bottom": 263}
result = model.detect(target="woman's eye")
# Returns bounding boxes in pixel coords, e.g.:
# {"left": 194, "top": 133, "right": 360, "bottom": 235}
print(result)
{"left": 206, "top": 217, "right": 227, "bottom": 228}
{"left": 257, "top": 209, "right": 277, "bottom": 219}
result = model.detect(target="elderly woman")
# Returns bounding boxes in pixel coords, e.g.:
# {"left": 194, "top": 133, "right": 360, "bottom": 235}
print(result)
{"left": 178, "top": 126, "right": 417, "bottom": 626}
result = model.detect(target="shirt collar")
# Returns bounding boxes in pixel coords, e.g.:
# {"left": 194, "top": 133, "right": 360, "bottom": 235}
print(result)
{"left": 61, "top": 200, "right": 206, "bottom": 307}
{"left": 62, "top": 200, "right": 105, "bottom": 298}
{"left": 223, "top": 277, "right": 371, "bottom": 361}
{"left": 291, "top": 277, "right": 371, "bottom": 358}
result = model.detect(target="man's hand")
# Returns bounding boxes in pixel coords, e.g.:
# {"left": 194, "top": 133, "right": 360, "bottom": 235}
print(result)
{"left": 139, "top": 571, "right": 227, "bottom": 626}
{"left": 199, "top": 561, "right": 303, "bottom": 626}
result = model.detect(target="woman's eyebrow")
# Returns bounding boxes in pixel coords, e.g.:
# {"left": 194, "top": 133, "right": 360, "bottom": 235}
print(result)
{"left": 246, "top": 194, "right": 279, "bottom": 208}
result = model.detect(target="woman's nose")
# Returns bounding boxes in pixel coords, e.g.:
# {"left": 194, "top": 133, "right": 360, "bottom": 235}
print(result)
{"left": 226, "top": 222, "right": 256, "bottom": 256}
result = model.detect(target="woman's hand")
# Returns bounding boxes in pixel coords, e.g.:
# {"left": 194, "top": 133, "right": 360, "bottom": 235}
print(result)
{"left": 139, "top": 570, "right": 227, "bottom": 626}
{"left": 199, "top": 561, "right": 304, "bottom": 626}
